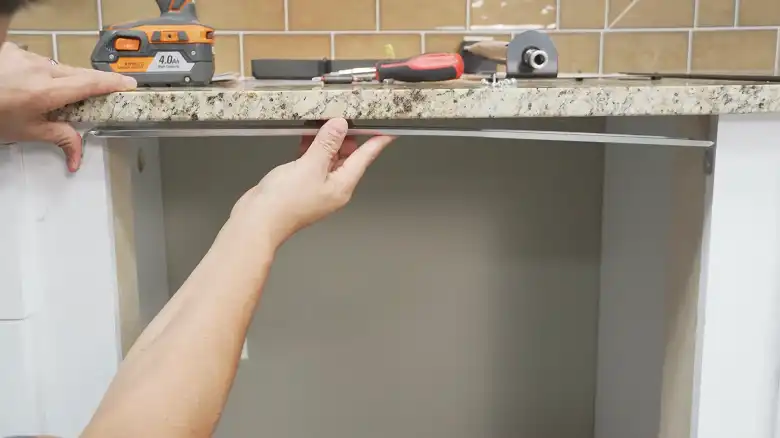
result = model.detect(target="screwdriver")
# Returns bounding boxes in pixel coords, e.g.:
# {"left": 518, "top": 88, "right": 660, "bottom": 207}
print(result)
{"left": 319, "top": 53, "right": 465, "bottom": 83}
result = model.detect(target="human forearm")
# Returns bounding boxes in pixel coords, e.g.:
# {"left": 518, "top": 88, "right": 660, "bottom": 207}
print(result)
{"left": 82, "top": 216, "right": 276, "bottom": 438}
{"left": 126, "top": 212, "right": 278, "bottom": 356}
{"left": 80, "top": 119, "right": 392, "bottom": 438}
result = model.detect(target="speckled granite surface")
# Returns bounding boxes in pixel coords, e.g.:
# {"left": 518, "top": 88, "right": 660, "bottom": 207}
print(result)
{"left": 52, "top": 78, "right": 780, "bottom": 123}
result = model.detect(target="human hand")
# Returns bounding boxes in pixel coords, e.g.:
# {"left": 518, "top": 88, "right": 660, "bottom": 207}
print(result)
{"left": 231, "top": 118, "right": 394, "bottom": 249}
{"left": 0, "top": 42, "right": 137, "bottom": 172}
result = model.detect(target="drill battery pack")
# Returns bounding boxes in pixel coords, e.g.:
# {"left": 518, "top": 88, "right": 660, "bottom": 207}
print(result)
{"left": 91, "top": 0, "right": 215, "bottom": 86}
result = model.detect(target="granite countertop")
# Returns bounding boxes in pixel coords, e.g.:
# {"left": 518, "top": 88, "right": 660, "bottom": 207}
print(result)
{"left": 52, "top": 77, "right": 780, "bottom": 123}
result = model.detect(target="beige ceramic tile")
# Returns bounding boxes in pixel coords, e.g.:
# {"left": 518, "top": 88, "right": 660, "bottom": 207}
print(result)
{"left": 739, "top": 0, "right": 780, "bottom": 25}
{"left": 242, "top": 35, "right": 331, "bottom": 76}
{"left": 214, "top": 35, "right": 241, "bottom": 74}
{"left": 381, "top": 0, "right": 466, "bottom": 30}
{"left": 425, "top": 34, "right": 509, "bottom": 72}
{"left": 101, "top": 0, "right": 158, "bottom": 27}
{"left": 102, "top": 0, "right": 284, "bottom": 30}
{"left": 697, "top": 0, "right": 735, "bottom": 26}
{"left": 560, "top": 0, "right": 606, "bottom": 28}
{"left": 692, "top": 30, "right": 777, "bottom": 73}
{"left": 6, "top": 35, "right": 53, "bottom": 58}
{"left": 289, "top": 0, "right": 375, "bottom": 30}
{"left": 10, "top": 0, "right": 99, "bottom": 30}
{"left": 608, "top": 0, "right": 694, "bottom": 28}
{"left": 334, "top": 34, "right": 421, "bottom": 59}
{"left": 603, "top": 32, "right": 689, "bottom": 73}
{"left": 57, "top": 36, "right": 99, "bottom": 69}
{"left": 425, "top": 33, "right": 510, "bottom": 53}
{"left": 550, "top": 33, "right": 600, "bottom": 73}
{"left": 197, "top": 0, "right": 285, "bottom": 30}
{"left": 470, "top": 0, "right": 557, "bottom": 28}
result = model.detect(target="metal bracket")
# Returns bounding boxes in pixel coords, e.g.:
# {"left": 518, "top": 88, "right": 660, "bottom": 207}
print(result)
{"left": 83, "top": 126, "right": 715, "bottom": 148}
{"left": 506, "top": 30, "right": 559, "bottom": 79}
{"left": 704, "top": 147, "right": 716, "bottom": 175}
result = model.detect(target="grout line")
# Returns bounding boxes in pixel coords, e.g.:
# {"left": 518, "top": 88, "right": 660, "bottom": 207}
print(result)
{"left": 238, "top": 32, "right": 245, "bottom": 78}
{"left": 284, "top": 0, "right": 289, "bottom": 31}
{"left": 686, "top": 29, "right": 693, "bottom": 72}
{"left": 375, "top": 0, "right": 381, "bottom": 31}
{"left": 9, "top": 30, "right": 100, "bottom": 35}
{"left": 9, "top": 26, "right": 780, "bottom": 37}
{"left": 96, "top": 0, "right": 103, "bottom": 29}
{"left": 51, "top": 33, "right": 59, "bottom": 62}
{"left": 229, "top": 26, "right": 777, "bottom": 34}
{"left": 693, "top": 0, "right": 699, "bottom": 28}
{"left": 465, "top": 0, "right": 471, "bottom": 30}
{"left": 775, "top": 29, "right": 780, "bottom": 75}
{"left": 556, "top": 0, "right": 561, "bottom": 30}
{"left": 734, "top": 0, "right": 740, "bottom": 26}
{"left": 600, "top": 0, "right": 608, "bottom": 74}
{"left": 329, "top": 32, "right": 335, "bottom": 59}
{"left": 598, "top": 31, "right": 605, "bottom": 74}
{"left": 608, "top": 0, "right": 641, "bottom": 28}
{"left": 420, "top": 32, "right": 426, "bottom": 53}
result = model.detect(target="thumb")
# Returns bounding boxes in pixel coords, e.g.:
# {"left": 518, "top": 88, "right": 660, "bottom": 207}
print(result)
{"left": 299, "top": 118, "right": 349, "bottom": 173}
{"left": 35, "top": 122, "right": 83, "bottom": 172}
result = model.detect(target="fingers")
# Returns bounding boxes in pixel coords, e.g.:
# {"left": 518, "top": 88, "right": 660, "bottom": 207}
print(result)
{"left": 299, "top": 118, "right": 349, "bottom": 172}
{"left": 336, "top": 137, "right": 358, "bottom": 166}
{"left": 39, "top": 72, "right": 137, "bottom": 111}
{"left": 297, "top": 119, "right": 325, "bottom": 157}
{"left": 17, "top": 48, "right": 90, "bottom": 77}
{"left": 34, "top": 122, "right": 83, "bottom": 172}
{"left": 329, "top": 135, "right": 394, "bottom": 191}
{"left": 49, "top": 64, "right": 99, "bottom": 78}
{"left": 298, "top": 134, "right": 358, "bottom": 164}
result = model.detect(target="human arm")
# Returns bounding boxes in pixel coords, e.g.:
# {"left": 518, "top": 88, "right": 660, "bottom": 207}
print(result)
{"left": 0, "top": 42, "right": 136, "bottom": 172}
{"left": 80, "top": 119, "right": 394, "bottom": 438}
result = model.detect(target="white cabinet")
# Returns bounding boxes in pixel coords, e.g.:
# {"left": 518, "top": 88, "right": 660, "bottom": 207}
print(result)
{"left": 0, "top": 320, "right": 42, "bottom": 434}
{"left": 2, "top": 114, "right": 779, "bottom": 438}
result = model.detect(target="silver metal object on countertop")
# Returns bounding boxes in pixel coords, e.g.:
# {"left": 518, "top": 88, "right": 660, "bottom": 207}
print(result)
{"left": 506, "top": 30, "right": 559, "bottom": 78}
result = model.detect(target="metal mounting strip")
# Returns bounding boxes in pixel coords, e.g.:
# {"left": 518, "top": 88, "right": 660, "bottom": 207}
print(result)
{"left": 84, "top": 127, "right": 714, "bottom": 148}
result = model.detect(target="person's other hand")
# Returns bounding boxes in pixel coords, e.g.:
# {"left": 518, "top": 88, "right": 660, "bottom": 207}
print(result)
{"left": 231, "top": 118, "right": 394, "bottom": 249}
{"left": 0, "top": 42, "right": 137, "bottom": 172}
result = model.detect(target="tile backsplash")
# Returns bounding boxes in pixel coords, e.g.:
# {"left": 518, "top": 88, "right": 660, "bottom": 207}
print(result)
{"left": 7, "top": 0, "right": 780, "bottom": 76}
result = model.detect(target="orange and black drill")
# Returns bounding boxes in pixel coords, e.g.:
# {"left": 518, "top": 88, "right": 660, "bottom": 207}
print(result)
{"left": 91, "top": 0, "right": 215, "bottom": 86}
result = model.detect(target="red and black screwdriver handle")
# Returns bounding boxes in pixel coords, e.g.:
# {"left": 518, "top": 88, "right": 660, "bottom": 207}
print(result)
{"left": 375, "top": 53, "right": 465, "bottom": 82}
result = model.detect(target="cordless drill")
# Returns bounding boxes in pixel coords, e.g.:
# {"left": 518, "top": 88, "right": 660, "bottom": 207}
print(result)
{"left": 91, "top": 0, "right": 216, "bottom": 86}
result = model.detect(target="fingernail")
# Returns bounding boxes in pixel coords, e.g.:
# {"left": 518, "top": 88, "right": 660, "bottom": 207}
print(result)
{"left": 326, "top": 118, "right": 349, "bottom": 136}
{"left": 121, "top": 76, "right": 138, "bottom": 89}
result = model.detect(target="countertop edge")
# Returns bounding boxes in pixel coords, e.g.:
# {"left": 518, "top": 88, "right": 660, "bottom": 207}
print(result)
{"left": 52, "top": 82, "right": 780, "bottom": 123}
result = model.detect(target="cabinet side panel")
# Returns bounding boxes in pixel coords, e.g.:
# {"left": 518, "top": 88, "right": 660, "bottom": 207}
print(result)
{"left": 598, "top": 115, "right": 710, "bottom": 438}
